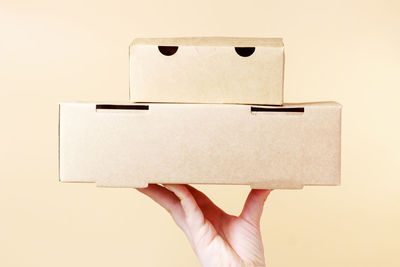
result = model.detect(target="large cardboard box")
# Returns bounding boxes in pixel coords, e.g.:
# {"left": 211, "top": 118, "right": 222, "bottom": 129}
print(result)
{"left": 129, "top": 37, "right": 284, "bottom": 105}
{"left": 59, "top": 102, "right": 341, "bottom": 189}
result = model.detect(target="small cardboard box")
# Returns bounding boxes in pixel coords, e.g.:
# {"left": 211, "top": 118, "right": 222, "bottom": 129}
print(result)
{"left": 129, "top": 37, "right": 284, "bottom": 105}
{"left": 59, "top": 102, "right": 341, "bottom": 189}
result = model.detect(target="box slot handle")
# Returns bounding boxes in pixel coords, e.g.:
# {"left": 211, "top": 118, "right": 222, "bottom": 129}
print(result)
{"left": 96, "top": 104, "right": 149, "bottom": 110}
{"left": 251, "top": 107, "right": 304, "bottom": 113}
{"left": 235, "top": 47, "right": 255, "bottom": 57}
{"left": 158, "top": 46, "right": 178, "bottom": 56}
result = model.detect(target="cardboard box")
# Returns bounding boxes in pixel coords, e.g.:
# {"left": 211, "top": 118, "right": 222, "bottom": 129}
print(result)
{"left": 59, "top": 102, "right": 341, "bottom": 189}
{"left": 129, "top": 37, "right": 284, "bottom": 105}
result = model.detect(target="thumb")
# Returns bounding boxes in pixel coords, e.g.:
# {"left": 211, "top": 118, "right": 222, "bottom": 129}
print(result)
{"left": 240, "top": 189, "right": 273, "bottom": 226}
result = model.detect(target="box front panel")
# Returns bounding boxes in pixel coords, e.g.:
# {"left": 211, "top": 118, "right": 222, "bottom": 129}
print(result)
{"left": 59, "top": 103, "right": 341, "bottom": 189}
{"left": 130, "top": 45, "right": 284, "bottom": 105}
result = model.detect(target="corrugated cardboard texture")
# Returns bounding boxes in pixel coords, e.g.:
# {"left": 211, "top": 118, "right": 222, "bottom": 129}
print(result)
{"left": 59, "top": 102, "right": 341, "bottom": 189}
{"left": 129, "top": 37, "right": 284, "bottom": 105}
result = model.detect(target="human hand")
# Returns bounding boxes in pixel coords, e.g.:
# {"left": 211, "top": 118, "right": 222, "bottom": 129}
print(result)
{"left": 137, "top": 184, "right": 272, "bottom": 267}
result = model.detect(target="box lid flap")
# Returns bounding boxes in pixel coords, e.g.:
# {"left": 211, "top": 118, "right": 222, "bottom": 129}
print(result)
{"left": 130, "top": 37, "right": 283, "bottom": 47}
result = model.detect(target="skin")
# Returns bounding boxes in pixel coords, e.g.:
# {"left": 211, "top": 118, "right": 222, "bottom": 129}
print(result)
{"left": 137, "top": 184, "right": 272, "bottom": 267}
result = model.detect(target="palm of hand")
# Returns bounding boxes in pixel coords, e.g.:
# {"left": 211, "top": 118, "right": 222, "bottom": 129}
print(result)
{"left": 193, "top": 209, "right": 266, "bottom": 267}
{"left": 138, "top": 184, "right": 272, "bottom": 267}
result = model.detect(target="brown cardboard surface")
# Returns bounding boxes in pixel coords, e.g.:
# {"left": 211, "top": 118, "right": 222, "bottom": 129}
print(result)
{"left": 59, "top": 102, "right": 341, "bottom": 189}
{"left": 130, "top": 37, "right": 283, "bottom": 47}
{"left": 129, "top": 37, "right": 284, "bottom": 105}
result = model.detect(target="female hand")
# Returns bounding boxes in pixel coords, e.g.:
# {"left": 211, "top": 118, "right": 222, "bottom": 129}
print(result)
{"left": 137, "top": 184, "right": 272, "bottom": 267}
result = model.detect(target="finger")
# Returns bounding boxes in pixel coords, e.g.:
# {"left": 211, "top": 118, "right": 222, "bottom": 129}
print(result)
{"left": 163, "top": 184, "right": 205, "bottom": 230}
{"left": 136, "top": 184, "right": 186, "bottom": 228}
{"left": 240, "top": 189, "right": 273, "bottom": 226}
{"left": 185, "top": 185, "right": 227, "bottom": 232}
{"left": 186, "top": 185, "right": 223, "bottom": 215}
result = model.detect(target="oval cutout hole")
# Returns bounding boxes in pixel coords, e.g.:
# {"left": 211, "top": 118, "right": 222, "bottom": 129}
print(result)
{"left": 235, "top": 47, "right": 255, "bottom": 57}
{"left": 158, "top": 46, "right": 178, "bottom": 56}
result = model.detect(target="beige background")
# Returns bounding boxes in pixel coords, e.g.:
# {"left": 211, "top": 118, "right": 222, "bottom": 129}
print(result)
{"left": 1, "top": 0, "right": 399, "bottom": 266}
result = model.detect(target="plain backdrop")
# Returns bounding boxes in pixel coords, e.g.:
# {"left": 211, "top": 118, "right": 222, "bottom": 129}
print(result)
{"left": 1, "top": 0, "right": 399, "bottom": 266}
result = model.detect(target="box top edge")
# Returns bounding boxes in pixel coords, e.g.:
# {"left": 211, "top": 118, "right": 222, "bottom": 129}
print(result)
{"left": 58, "top": 101, "right": 341, "bottom": 107}
{"left": 130, "top": 37, "right": 283, "bottom": 47}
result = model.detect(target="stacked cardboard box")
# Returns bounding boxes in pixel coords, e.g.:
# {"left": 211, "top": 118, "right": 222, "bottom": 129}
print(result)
{"left": 59, "top": 37, "right": 341, "bottom": 189}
